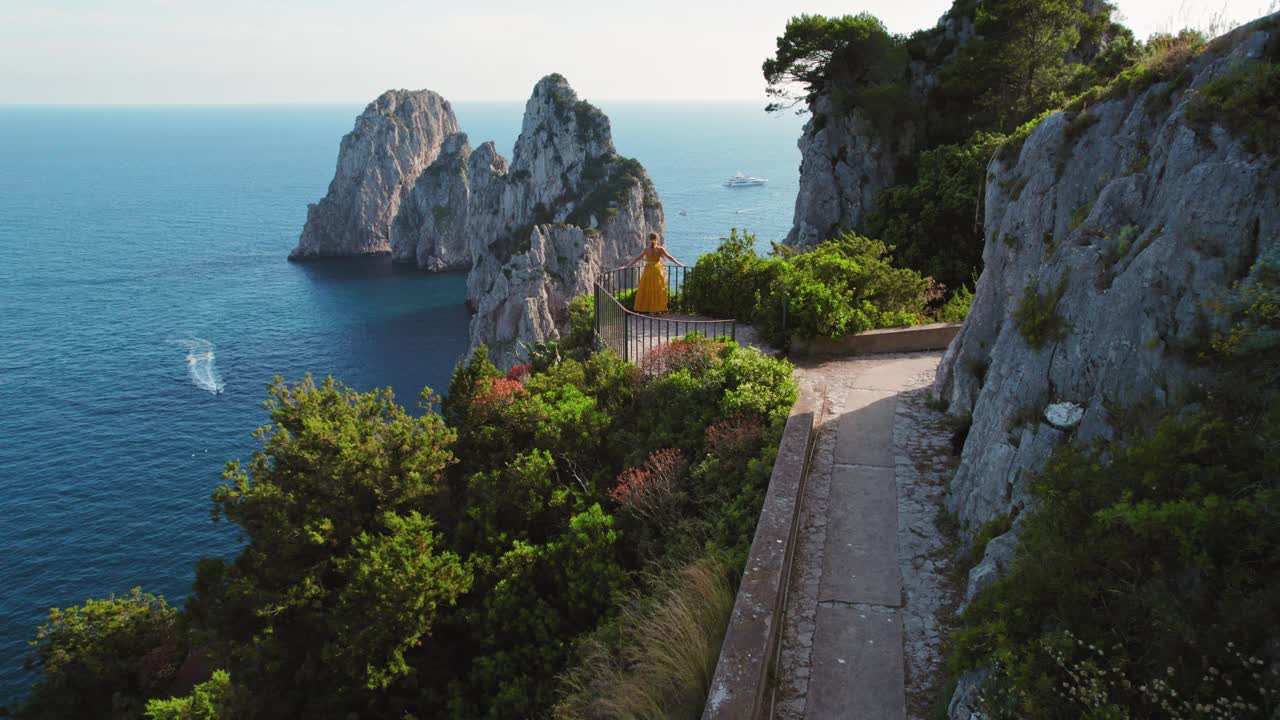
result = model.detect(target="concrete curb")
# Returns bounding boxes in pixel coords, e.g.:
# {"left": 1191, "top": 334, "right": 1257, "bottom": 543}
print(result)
{"left": 789, "top": 322, "right": 962, "bottom": 357}
{"left": 703, "top": 384, "right": 824, "bottom": 720}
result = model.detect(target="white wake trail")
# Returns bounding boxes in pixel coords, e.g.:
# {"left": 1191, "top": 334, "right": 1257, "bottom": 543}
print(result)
{"left": 169, "top": 338, "right": 225, "bottom": 394}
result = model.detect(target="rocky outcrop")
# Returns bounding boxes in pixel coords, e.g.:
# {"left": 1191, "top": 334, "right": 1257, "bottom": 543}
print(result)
{"left": 291, "top": 90, "right": 460, "bottom": 259}
{"left": 294, "top": 75, "right": 662, "bottom": 367}
{"left": 461, "top": 75, "right": 663, "bottom": 366}
{"left": 786, "top": 96, "right": 914, "bottom": 247}
{"left": 384, "top": 133, "right": 509, "bottom": 270}
{"left": 784, "top": 3, "right": 1121, "bottom": 247}
{"left": 935, "top": 17, "right": 1278, "bottom": 716}
{"left": 784, "top": 9, "right": 969, "bottom": 247}
{"left": 936, "top": 18, "right": 1279, "bottom": 540}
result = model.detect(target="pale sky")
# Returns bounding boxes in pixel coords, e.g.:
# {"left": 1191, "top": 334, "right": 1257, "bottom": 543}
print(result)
{"left": 0, "top": 0, "right": 1274, "bottom": 104}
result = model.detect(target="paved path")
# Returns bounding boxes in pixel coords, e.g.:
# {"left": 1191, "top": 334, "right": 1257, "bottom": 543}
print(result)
{"left": 777, "top": 352, "right": 959, "bottom": 720}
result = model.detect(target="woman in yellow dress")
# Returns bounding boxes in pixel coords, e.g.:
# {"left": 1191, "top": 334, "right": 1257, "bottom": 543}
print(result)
{"left": 625, "top": 232, "right": 686, "bottom": 313}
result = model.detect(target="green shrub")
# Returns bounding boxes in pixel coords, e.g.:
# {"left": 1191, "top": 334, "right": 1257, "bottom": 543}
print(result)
{"left": 1186, "top": 60, "right": 1280, "bottom": 157}
{"left": 951, "top": 401, "right": 1280, "bottom": 719}
{"left": 1069, "top": 202, "right": 1092, "bottom": 231}
{"left": 10, "top": 337, "right": 794, "bottom": 720}
{"left": 939, "top": 285, "right": 976, "bottom": 323}
{"left": 144, "top": 671, "right": 236, "bottom": 720}
{"left": 564, "top": 294, "right": 596, "bottom": 357}
{"left": 867, "top": 132, "right": 1007, "bottom": 292}
{"left": 681, "top": 228, "right": 767, "bottom": 321}
{"left": 19, "top": 589, "right": 181, "bottom": 720}
{"left": 1013, "top": 276, "right": 1072, "bottom": 349}
{"left": 755, "top": 233, "right": 929, "bottom": 344}
{"left": 685, "top": 231, "right": 930, "bottom": 346}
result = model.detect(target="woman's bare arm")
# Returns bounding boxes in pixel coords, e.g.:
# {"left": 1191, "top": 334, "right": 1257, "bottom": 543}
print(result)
{"left": 661, "top": 248, "right": 686, "bottom": 267}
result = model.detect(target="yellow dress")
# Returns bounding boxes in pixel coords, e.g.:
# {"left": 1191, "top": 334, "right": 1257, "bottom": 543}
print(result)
{"left": 633, "top": 256, "right": 668, "bottom": 313}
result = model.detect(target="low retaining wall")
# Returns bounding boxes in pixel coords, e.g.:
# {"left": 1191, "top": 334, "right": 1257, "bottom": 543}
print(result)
{"left": 703, "top": 385, "right": 823, "bottom": 720}
{"left": 789, "top": 322, "right": 962, "bottom": 357}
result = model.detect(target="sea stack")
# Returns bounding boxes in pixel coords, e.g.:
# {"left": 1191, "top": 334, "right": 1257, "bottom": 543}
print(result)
{"left": 292, "top": 75, "right": 663, "bottom": 367}
{"left": 290, "top": 90, "right": 460, "bottom": 259}
{"left": 462, "top": 74, "right": 664, "bottom": 366}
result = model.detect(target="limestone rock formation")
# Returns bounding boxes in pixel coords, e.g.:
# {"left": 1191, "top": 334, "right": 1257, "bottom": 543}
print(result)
{"left": 783, "top": 8, "right": 964, "bottom": 247}
{"left": 783, "top": 3, "right": 1120, "bottom": 247}
{"left": 390, "top": 133, "right": 481, "bottom": 270}
{"left": 786, "top": 95, "right": 914, "bottom": 246}
{"left": 291, "top": 90, "right": 460, "bottom": 259}
{"left": 294, "top": 75, "right": 662, "bottom": 367}
{"left": 936, "top": 18, "right": 1279, "bottom": 544}
{"left": 461, "top": 75, "right": 663, "bottom": 366}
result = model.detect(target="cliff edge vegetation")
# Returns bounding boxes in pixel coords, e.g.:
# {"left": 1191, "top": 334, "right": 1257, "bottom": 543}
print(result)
{"left": 934, "top": 11, "right": 1280, "bottom": 718}
{"left": 5, "top": 331, "right": 795, "bottom": 720}
{"left": 773, "top": 0, "right": 1137, "bottom": 295}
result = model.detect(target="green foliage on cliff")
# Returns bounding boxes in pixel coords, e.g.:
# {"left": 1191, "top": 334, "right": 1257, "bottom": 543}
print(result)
{"left": 14, "top": 340, "right": 797, "bottom": 720}
{"left": 1186, "top": 58, "right": 1280, "bottom": 157}
{"left": 866, "top": 132, "right": 1007, "bottom": 292}
{"left": 1013, "top": 276, "right": 1072, "bottom": 349}
{"left": 16, "top": 589, "right": 181, "bottom": 720}
{"left": 762, "top": 13, "right": 908, "bottom": 118}
{"left": 144, "top": 672, "right": 234, "bottom": 720}
{"left": 765, "top": 0, "right": 1137, "bottom": 290}
{"left": 684, "top": 229, "right": 933, "bottom": 345}
{"left": 951, "top": 401, "right": 1280, "bottom": 718}
{"left": 952, "top": 255, "right": 1280, "bottom": 718}
{"left": 932, "top": 0, "right": 1125, "bottom": 140}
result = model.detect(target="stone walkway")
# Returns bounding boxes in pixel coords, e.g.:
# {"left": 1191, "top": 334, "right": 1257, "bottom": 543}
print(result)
{"left": 777, "top": 352, "right": 959, "bottom": 720}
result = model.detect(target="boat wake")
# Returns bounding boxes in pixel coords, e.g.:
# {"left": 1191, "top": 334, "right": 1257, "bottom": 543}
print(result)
{"left": 169, "top": 338, "right": 225, "bottom": 395}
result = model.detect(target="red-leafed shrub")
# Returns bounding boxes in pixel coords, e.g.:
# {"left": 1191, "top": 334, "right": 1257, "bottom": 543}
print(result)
{"left": 473, "top": 377, "right": 526, "bottom": 416}
{"left": 637, "top": 336, "right": 721, "bottom": 378}
{"left": 705, "top": 414, "right": 764, "bottom": 459}
{"left": 507, "top": 364, "right": 532, "bottom": 382}
{"left": 610, "top": 448, "right": 687, "bottom": 517}
{"left": 136, "top": 638, "right": 182, "bottom": 692}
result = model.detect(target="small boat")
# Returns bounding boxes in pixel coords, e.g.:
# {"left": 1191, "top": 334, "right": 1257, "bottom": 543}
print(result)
{"left": 723, "top": 171, "right": 768, "bottom": 187}
{"left": 678, "top": 210, "right": 688, "bottom": 216}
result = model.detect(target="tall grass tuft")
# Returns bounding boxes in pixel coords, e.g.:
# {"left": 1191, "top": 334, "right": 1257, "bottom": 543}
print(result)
{"left": 553, "top": 553, "right": 737, "bottom": 720}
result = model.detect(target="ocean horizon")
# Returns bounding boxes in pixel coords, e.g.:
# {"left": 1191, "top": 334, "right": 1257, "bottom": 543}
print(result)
{"left": 0, "top": 99, "right": 805, "bottom": 702}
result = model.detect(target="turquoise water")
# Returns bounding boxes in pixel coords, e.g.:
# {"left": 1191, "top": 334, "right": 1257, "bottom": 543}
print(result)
{"left": 0, "top": 101, "right": 804, "bottom": 702}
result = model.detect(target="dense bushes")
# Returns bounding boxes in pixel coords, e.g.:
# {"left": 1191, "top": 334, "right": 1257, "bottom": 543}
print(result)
{"left": 12, "top": 339, "right": 797, "bottom": 720}
{"left": 764, "top": 1, "right": 1135, "bottom": 295}
{"left": 17, "top": 589, "right": 181, "bottom": 720}
{"left": 866, "top": 132, "right": 1007, "bottom": 293}
{"left": 1186, "top": 57, "right": 1280, "bottom": 158}
{"left": 952, "top": 257, "right": 1280, "bottom": 718}
{"left": 683, "top": 229, "right": 933, "bottom": 345}
{"left": 950, "top": 403, "right": 1280, "bottom": 718}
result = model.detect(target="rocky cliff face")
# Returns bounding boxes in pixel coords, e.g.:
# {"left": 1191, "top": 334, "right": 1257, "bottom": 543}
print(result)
{"left": 463, "top": 75, "right": 663, "bottom": 366}
{"left": 291, "top": 90, "right": 460, "bottom": 259}
{"left": 784, "top": 10, "right": 973, "bottom": 246}
{"left": 934, "top": 18, "right": 1278, "bottom": 653}
{"left": 386, "top": 133, "right": 512, "bottom": 270}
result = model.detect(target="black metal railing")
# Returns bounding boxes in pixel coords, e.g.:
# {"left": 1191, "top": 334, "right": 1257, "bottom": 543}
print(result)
{"left": 593, "top": 264, "right": 736, "bottom": 363}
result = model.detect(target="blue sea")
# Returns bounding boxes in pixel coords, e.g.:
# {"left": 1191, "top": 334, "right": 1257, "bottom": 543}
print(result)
{"left": 0, "top": 100, "right": 804, "bottom": 702}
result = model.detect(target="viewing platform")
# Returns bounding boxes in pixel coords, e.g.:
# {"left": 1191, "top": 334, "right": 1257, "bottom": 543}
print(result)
{"left": 593, "top": 264, "right": 746, "bottom": 362}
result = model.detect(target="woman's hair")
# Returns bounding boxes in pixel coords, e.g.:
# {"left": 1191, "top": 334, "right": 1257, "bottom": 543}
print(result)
{"left": 648, "top": 232, "right": 659, "bottom": 246}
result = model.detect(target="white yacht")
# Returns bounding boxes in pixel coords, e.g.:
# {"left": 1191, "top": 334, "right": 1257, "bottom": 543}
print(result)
{"left": 723, "top": 171, "right": 768, "bottom": 187}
